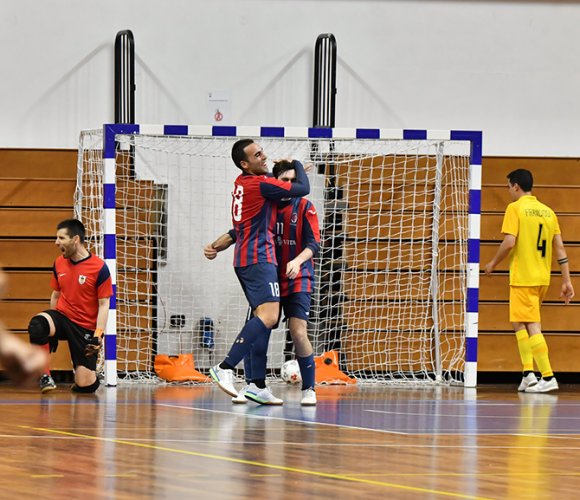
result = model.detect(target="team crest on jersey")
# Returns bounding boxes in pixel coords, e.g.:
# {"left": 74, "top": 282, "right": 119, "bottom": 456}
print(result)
{"left": 291, "top": 213, "right": 298, "bottom": 224}
{"left": 78, "top": 275, "right": 87, "bottom": 285}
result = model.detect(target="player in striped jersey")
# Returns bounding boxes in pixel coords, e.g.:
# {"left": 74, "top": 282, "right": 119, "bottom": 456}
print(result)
{"left": 484, "top": 169, "right": 574, "bottom": 393}
{"left": 205, "top": 160, "right": 320, "bottom": 405}
{"left": 208, "top": 139, "right": 310, "bottom": 405}
{"left": 27, "top": 219, "right": 113, "bottom": 394}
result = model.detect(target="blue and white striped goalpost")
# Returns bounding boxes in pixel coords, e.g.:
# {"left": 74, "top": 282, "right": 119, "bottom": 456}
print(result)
{"left": 97, "top": 124, "right": 482, "bottom": 388}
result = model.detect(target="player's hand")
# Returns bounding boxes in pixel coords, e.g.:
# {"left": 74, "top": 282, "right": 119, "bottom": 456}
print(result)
{"left": 85, "top": 336, "right": 103, "bottom": 357}
{"left": 560, "top": 282, "right": 575, "bottom": 304}
{"left": 483, "top": 262, "right": 494, "bottom": 277}
{"left": 304, "top": 162, "right": 313, "bottom": 173}
{"left": 0, "top": 330, "right": 47, "bottom": 385}
{"left": 286, "top": 259, "right": 301, "bottom": 279}
{"left": 204, "top": 243, "right": 218, "bottom": 260}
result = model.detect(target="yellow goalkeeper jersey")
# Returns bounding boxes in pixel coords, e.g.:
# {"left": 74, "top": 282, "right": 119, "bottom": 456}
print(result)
{"left": 501, "top": 195, "right": 560, "bottom": 286}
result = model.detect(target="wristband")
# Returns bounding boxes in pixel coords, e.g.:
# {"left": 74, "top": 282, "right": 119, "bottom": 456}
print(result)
{"left": 558, "top": 257, "right": 569, "bottom": 265}
{"left": 94, "top": 328, "right": 104, "bottom": 338}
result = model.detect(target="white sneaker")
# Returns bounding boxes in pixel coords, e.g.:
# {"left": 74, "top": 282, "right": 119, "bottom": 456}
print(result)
{"left": 518, "top": 373, "right": 538, "bottom": 392}
{"left": 232, "top": 384, "right": 250, "bottom": 404}
{"left": 301, "top": 388, "right": 317, "bottom": 406}
{"left": 525, "top": 377, "right": 559, "bottom": 393}
{"left": 209, "top": 364, "right": 237, "bottom": 397}
{"left": 243, "top": 383, "right": 283, "bottom": 405}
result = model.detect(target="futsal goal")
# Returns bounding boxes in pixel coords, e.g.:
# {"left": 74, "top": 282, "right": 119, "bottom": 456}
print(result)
{"left": 76, "top": 124, "right": 482, "bottom": 387}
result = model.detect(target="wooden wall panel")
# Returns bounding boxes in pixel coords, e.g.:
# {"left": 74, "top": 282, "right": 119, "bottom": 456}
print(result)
{"left": 481, "top": 213, "right": 580, "bottom": 242}
{"left": 482, "top": 157, "right": 580, "bottom": 185}
{"left": 482, "top": 185, "right": 580, "bottom": 214}
{"left": 0, "top": 179, "right": 76, "bottom": 207}
{"left": 342, "top": 330, "right": 464, "bottom": 372}
{"left": 0, "top": 208, "right": 72, "bottom": 237}
{"left": 478, "top": 333, "right": 580, "bottom": 372}
{"left": 0, "top": 149, "right": 77, "bottom": 179}
{"left": 0, "top": 301, "right": 50, "bottom": 330}
{"left": 0, "top": 240, "right": 57, "bottom": 268}
{"left": 3, "top": 271, "right": 53, "bottom": 299}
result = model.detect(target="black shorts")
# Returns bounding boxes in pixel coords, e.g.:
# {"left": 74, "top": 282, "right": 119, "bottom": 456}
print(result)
{"left": 44, "top": 310, "right": 97, "bottom": 371}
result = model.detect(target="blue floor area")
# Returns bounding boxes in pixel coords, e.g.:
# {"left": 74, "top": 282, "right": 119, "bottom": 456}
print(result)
{"left": 2, "top": 382, "right": 578, "bottom": 436}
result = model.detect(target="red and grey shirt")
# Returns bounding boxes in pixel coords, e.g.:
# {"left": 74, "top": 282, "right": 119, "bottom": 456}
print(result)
{"left": 51, "top": 253, "right": 113, "bottom": 330}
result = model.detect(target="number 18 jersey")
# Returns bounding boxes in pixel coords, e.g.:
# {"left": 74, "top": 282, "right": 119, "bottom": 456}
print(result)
{"left": 501, "top": 195, "right": 561, "bottom": 286}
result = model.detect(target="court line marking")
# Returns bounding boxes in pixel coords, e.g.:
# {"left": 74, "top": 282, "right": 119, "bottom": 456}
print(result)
{"left": 21, "top": 425, "right": 490, "bottom": 500}
{"left": 157, "top": 403, "right": 411, "bottom": 434}
{"left": 364, "top": 409, "right": 580, "bottom": 419}
{"left": 6, "top": 434, "right": 580, "bottom": 448}
{"left": 162, "top": 404, "right": 580, "bottom": 436}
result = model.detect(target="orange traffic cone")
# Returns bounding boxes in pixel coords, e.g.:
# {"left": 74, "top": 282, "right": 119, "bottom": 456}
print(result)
{"left": 315, "top": 350, "right": 356, "bottom": 385}
{"left": 154, "top": 354, "right": 210, "bottom": 382}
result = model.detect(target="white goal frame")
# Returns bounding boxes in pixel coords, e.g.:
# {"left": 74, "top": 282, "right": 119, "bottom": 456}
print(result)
{"left": 79, "top": 124, "right": 482, "bottom": 388}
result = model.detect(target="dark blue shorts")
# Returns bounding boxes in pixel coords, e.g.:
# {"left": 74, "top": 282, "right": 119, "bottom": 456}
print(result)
{"left": 235, "top": 263, "right": 280, "bottom": 310}
{"left": 280, "top": 292, "right": 312, "bottom": 322}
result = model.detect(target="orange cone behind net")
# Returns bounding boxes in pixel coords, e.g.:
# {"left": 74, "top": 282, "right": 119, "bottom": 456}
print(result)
{"left": 315, "top": 350, "right": 356, "bottom": 385}
{"left": 154, "top": 354, "right": 210, "bottom": 382}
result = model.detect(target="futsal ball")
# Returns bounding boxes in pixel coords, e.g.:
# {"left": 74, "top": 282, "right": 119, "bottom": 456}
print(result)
{"left": 281, "top": 359, "right": 302, "bottom": 384}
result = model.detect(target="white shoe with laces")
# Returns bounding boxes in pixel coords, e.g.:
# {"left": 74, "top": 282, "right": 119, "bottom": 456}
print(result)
{"left": 243, "top": 383, "right": 283, "bottom": 405}
{"left": 231, "top": 384, "right": 250, "bottom": 404}
{"left": 300, "top": 388, "right": 317, "bottom": 406}
{"left": 525, "top": 377, "right": 559, "bottom": 393}
{"left": 209, "top": 364, "right": 237, "bottom": 397}
{"left": 518, "top": 372, "right": 538, "bottom": 392}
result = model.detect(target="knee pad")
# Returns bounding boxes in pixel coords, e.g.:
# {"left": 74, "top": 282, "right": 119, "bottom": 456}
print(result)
{"left": 71, "top": 378, "right": 100, "bottom": 394}
{"left": 28, "top": 315, "right": 50, "bottom": 345}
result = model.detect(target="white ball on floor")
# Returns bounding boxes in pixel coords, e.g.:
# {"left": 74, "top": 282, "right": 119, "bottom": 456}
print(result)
{"left": 281, "top": 359, "right": 302, "bottom": 384}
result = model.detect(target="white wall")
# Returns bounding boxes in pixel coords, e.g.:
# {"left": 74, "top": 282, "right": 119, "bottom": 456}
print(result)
{"left": 2, "top": 0, "right": 580, "bottom": 155}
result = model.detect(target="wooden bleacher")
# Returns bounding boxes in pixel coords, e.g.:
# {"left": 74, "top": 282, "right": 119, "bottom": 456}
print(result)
{"left": 0, "top": 150, "right": 579, "bottom": 375}
{"left": 479, "top": 157, "right": 580, "bottom": 371}
{"left": 0, "top": 149, "right": 76, "bottom": 369}
{"left": 337, "top": 154, "right": 580, "bottom": 373}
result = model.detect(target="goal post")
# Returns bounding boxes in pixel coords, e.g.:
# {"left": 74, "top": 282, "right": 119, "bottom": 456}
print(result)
{"left": 76, "top": 124, "right": 482, "bottom": 388}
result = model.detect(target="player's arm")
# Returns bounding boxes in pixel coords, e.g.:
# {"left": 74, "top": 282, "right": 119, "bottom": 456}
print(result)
{"left": 50, "top": 290, "right": 60, "bottom": 309}
{"left": 204, "top": 230, "right": 235, "bottom": 260}
{"left": 483, "top": 233, "right": 516, "bottom": 277}
{"left": 86, "top": 297, "right": 109, "bottom": 356}
{"left": 260, "top": 160, "right": 310, "bottom": 200}
{"left": 553, "top": 233, "right": 574, "bottom": 304}
{"left": 86, "top": 265, "right": 113, "bottom": 355}
{"left": 0, "top": 325, "right": 47, "bottom": 384}
{"left": 286, "top": 248, "right": 314, "bottom": 280}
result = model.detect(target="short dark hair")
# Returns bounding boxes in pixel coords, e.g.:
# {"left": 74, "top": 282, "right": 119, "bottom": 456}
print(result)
{"left": 57, "top": 219, "right": 86, "bottom": 243}
{"left": 507, "top": 169, "right": 533, "bottom": 192}
{"left": 272, "top": 160, "right": 295, "bottom": 179}
{"left": 231, "top": 139, "right": 255, "bottom": 170}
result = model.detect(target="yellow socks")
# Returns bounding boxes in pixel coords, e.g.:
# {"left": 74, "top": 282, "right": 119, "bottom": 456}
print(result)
{"left": 515, "top": 329, "right": 534, "bottom": 373}
{"left": 529, "top": 333, "right": 553, "bottom": 378}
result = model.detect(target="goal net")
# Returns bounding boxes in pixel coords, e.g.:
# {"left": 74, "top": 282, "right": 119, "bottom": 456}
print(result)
{"left": 76, "top": 125, "right": 480, "bottom": 386}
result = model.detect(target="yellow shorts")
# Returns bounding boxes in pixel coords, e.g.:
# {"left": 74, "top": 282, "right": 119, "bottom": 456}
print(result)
{"left": 509, "top": 286, "right": 548, "bottom": 323}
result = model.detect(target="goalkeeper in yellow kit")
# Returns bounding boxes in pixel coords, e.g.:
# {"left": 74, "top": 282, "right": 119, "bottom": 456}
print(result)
{"left": 484, "top": 169, "right": 574, "bottom": 393}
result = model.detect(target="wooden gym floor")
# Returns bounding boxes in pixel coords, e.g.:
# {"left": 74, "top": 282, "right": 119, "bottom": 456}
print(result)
{"left": 1, "top": 381, "right": 579, "bottom": 499}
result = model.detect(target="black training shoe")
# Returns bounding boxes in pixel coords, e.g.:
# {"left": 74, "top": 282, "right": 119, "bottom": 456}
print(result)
{"left": 39, "top": 374, "right": 57, "bottom": 393}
